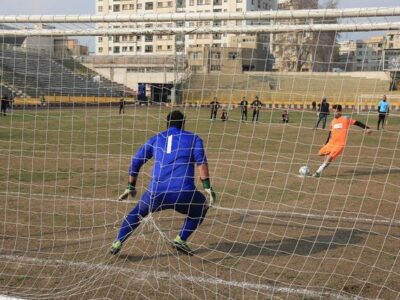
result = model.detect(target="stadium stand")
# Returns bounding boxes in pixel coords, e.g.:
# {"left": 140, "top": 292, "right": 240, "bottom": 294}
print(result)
{"left": 0, "top": 45, "right": 129, "bottom": 98}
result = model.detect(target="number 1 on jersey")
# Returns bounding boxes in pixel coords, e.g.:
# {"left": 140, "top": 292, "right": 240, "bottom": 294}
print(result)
{"left": 167, "top": 135, "right": 173, "bottom": 154}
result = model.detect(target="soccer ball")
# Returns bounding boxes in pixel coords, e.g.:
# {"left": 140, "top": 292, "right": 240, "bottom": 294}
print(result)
{"left": 299, "top": 166, "right": 310, "bottom": 177}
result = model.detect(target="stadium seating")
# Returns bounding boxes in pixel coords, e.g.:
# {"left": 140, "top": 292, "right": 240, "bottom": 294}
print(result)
{"left": 0, "top": 46, "right": 127, "bottom": 98}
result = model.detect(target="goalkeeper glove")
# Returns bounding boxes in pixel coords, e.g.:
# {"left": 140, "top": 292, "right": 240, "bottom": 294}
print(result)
{"left": 118, "top": 183, "right": 137, "bottom": 201}
{"left": 202, "top": 178, "right": 216, "bottom": 205}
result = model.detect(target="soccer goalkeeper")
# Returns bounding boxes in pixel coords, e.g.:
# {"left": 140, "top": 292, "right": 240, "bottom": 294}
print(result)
{"left": 111, "top": 110, "right": 216, "bottom": 256}
{"left": 312, "top": 104, "right": 372, "bottom": 177}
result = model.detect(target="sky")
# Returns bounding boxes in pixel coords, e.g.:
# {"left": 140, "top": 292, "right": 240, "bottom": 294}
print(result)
{"left": 0, "top": 0, "right": 399, "bottom": 50}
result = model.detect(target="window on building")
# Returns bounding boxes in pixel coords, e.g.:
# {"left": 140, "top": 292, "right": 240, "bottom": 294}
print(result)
{"left": 122, "top": 46, "right": 128, "bottom": 52}
{"left": 157, "top": 45, "right": 162, "bottom": 50}
{"left": 137, "top": 3, "right": 142, "bottom": 9}
{"left": 228, "top": 52, "right": 238, "bottom": 60}
{"left": 98, "top": 6, "right": 103, "bottom": 12}
{"left": 210, "top": 65, "right": 221, "bottom": 71}
{"left": 129, "top": 46, "right": 134, "bottom": 52}
{"left": 168, "top": 1, "right": 173, "bottom": 7}
{"left": 113, "top": 46, "right": 120, "bottom": 53}
{"left": 191, "top": 52, "right": 200, "bottom": 59}
{"left": 145, "top": 35, "right": 153, "bottom": 42}
{"left": 145, "top": 45, "right": 153, "bottom": 53}
{"left": 167, "top": 45, "right": 172, "bottom": 50}
{"left": 145, "top": 2, "right": 154, "bottom": 10}
{"left": 98, "top": 37, "right": 103, "bottom": 42}
{"left": 98, "top": 47, "right": 103, "bottom": 53}
{"left": 136, "top": 46, "right": 142, "bottom": 52}
{"left": 113, "top": 4, "right": 120, "bottom": 12}
{"left": 129, "top": 4, "right": 134, "bottom": 9}
{"left": 157, "top": 2, "right": 163, "bottom": 7}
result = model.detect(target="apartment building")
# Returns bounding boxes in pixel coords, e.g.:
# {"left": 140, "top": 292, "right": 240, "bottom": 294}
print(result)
{"left": 95, "top": 0, "right": 277, "bottom": 56}
{"left": 336, "top": 34, "right": 400, "bottom": 72}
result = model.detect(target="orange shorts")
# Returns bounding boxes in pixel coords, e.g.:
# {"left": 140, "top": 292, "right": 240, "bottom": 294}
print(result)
{"left": 318, "top": 144, "right": 344, "bottom": 160}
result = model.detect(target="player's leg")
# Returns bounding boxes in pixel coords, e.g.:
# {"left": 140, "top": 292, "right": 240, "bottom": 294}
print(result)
{"left": 377, "top": 114, "right": 383, "bottom": 130}
{"left": 315, "top": 115, "right": 322, "bottom": 128}
{"left": 322, "top": 115, "right": 327, "bottom": 129}
{"left": 313, "top": 146, "right": 343, "bottom": 177}
{"left": 110, "top": 191, "right": 152, "bottom": 254}
{"left": 164, "top": 191, "right": 208, "bottom": 255}
{"left": 244, "top": 110, "right": 247, "bottom": 120}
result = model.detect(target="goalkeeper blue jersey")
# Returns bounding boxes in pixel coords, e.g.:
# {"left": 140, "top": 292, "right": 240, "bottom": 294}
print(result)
{"left": 129, "top": 126, "right": 207, "bottom": 193}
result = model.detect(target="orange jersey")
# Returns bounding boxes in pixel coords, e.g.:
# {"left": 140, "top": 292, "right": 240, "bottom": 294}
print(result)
{"left": 328, "top": 116, "right": 356, "bottom": 146}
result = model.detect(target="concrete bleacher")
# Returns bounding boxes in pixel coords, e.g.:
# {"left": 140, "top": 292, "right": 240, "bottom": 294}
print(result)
{"left": 182, "top": 72, "right": 393, "bottom": 107}
{"left": 0, "top": 46, "right": 125, "bottom": 98}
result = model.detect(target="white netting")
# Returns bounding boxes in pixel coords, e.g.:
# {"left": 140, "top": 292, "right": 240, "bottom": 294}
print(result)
{"left": 0, "top": 6, "right": 400, "bottom": 300}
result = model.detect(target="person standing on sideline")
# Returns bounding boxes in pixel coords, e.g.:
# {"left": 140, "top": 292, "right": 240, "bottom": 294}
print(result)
{"left": 312, "top": 101, "right": 317, "bottom": 111}
{"left": 282, "top": 110, "right": 289, "bottom": 123}
{"left": 312, "top": 104, "right": 372, "bottom": 178}
{"left": 119, "top": 97, "right": 125, "bottom": 115}
{"left": 315, "top": 97, "right": 330, "bottom": 129}
{"left": 111, "top": 110, "right": 216, "bottom": 256}
{"left": 239, "top": 97, "right": 248, "bottom": 121}
{"left": 210, "top": 97, "right": 219, "bottom": 120}
{"left": 251, "top": 96, "right": 262, "bottom": 122}
{"left": 1, "top": 95, "right": 8, "bottom": 116}
{"left": 377, "top": 95, "right": 389, "bottom": 130}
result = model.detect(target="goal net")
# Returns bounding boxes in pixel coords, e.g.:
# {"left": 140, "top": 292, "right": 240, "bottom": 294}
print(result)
{"left": 0, "top": 7, "right": 399, "bottom": 300}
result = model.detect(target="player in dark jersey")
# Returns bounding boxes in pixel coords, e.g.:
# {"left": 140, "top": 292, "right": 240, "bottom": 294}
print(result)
{"left": 251, "top": 96, "right": 262, "bottom": 122}
{"left": 111, "top": 110, "right": 216, "bottom": 256}
{"left": 239, "top": 97, "right": 248, "bottom": 121}
{"left": 210, "top": 97, "right": 220, "bottom": 120}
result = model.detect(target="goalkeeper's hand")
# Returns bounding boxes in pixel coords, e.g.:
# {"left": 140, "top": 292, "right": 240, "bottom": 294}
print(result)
{"left": 202, "top": 178, "right": 216, "bottom": 206}
{"left": 118, "top": 183, "right": 137, "bottom": 201}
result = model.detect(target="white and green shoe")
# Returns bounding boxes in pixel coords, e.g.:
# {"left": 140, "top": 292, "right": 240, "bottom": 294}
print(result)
{"left": 172, "top": 236, "right": 193, "bottom": 256}
{"left": 110, "top": 240, "right": 122, "bottom": 255}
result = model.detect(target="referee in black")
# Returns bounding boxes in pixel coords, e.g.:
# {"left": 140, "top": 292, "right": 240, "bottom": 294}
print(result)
{"left": 239, "top": 96, "right": 248, "bottom": 121}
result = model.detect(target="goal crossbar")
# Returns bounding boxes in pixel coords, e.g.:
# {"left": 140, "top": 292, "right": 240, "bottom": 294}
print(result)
{"left": 2, "top": 22, "right": 400, "bottom": 37}
{"left": 0, "top": 7, "right": 399, "bottom": 24}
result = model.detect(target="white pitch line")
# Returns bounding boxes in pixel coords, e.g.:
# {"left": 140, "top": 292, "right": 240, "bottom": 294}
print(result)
{"left": 216, "top": 206, "right": 400, "bottom": 226}
{"left": 1, "top": 191, "right": 399, "bottom": 226}
{"left": 0, "top": 254, "right": 354, "bottom": 300}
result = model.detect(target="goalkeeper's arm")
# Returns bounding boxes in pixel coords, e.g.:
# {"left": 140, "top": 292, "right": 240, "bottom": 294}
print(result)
{"left": 198, "top": 163, "right": 216, "bottom": 206}
{"left": 118, "top": 175, "right": 137, "bottom": 201}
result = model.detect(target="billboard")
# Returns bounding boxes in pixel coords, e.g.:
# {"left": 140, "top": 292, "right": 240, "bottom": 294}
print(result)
{"left": 383, "top": 49, "right": 400, "bottom": 71}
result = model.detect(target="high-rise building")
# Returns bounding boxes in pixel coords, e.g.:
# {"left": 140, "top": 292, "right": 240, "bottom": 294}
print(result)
{"left": 95, "top": 0, "right": 277, "bottom": 56}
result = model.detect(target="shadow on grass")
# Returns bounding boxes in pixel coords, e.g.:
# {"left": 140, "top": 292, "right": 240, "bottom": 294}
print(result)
{"left": 202, "top": 229, "right": 363, "bottom": 258}
{"left": 343, "top": 168, "right": 400, "bottom": 177}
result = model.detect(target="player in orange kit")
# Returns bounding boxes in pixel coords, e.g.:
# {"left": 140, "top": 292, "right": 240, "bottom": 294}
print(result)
{"left": 312, "top": 104, "right": 372, "bottom": 177}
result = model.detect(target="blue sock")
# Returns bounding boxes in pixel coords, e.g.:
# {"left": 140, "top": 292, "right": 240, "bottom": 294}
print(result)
{"left": 117, "top": 204, "right": 149, "bottom": 243}
{"left": 179, "top": 208, "right": 208, "bottom": 241}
